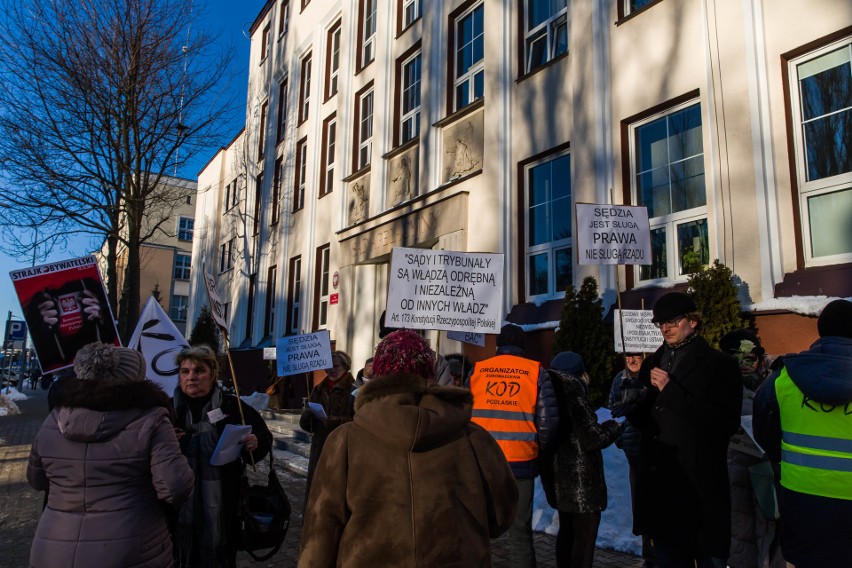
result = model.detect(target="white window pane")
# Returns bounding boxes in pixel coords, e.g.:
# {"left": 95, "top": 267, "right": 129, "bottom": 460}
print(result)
{"left": 809, "top": 189, "right": 852, "bottom": 257}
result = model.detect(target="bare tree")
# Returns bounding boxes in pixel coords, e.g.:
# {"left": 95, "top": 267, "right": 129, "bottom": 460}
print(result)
{"left": 0, "top": 0, "right": 237, "bottom": 340}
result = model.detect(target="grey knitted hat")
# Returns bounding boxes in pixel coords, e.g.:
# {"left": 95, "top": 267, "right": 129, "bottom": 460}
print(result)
{"left": 73, "top": 342, "right": 146, "bottom": 382}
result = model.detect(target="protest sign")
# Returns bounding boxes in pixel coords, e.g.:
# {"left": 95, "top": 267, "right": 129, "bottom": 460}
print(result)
{"left": 9, "top": 255, "right": 119, "bottom": 373}
{"left": 202, "top": 262, "right": 228, "bottom": 334}
{"left": 127, "top": 295, "right": 190, "bottom": 395}
{"left": 447, "top": 330, "right": 486, "bottom": 347}
{"left": 276, "top": 330, "right": 332, "bottom": 376}
{"left": 613, "top": 309, "right": 663, "bottom": 353}
{"left": 576, "top": 204, "right": 651, "bottom": 265}
{"left": 386, "top": 248, "right": 504, "bottom": 334}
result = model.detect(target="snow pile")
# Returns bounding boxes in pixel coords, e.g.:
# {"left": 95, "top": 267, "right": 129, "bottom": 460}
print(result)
{"left": 0, "top": 390, "right": 25, "bottom": 417}
{"left": 532, "top": 408, "right": 641, "bottom": 556}
{"left": 743, "top": 295, "right": 850, "bottom": 317}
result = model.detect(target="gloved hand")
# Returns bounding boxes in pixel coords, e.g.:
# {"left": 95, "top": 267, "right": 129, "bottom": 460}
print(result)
{"left": 610, "top": 386, "right": 644, "bottom": 418}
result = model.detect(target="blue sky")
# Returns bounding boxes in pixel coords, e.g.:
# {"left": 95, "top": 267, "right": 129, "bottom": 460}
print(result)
{"left": 1, "top": 0, "right": 265, "bottom": 334}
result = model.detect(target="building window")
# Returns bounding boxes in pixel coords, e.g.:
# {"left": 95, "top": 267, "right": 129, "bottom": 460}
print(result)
{"left": 265, "top": 265, "right": 277, "bottom": 336}
{"left": 293, "top": 137, "right": 307, "bottom": 211}
{"left": 177, "top": 217, "right": 194, "bottom": 241}
{"left": 276, "top": 78, "right": 288, "bottom": 143}
{"left": 401, "top": 0, "right": 422, "bottom": 30}
{"left": 623, "top": 0, "right": 657, "bottom": 17}
{"left": 631, "top": 101, "right": 708, "bottom": 281}
{"left": 219, "top": 237, "right": 235, "bottom": 273}
{"left": 314, "top": 244, "right": 330, "bottom": 328}
{"left": 279, "top": 0, "right": 290, "bottom": 36}
{"left": 261, "top": 24, "right": 272, "bottom": 62}
{"left": 246, "top": 273, "right": 256, "bottom": 340}
{"left": 359, "top": 0, "right": 377, "bottom": 70}
{"left": 170, "top": 295, "right": 188, "bottom": 322}
{"left": 223, "top": 179, "right": 239, "bottom": 211}
{"left": 355, "top": 87, "right": 374, "bottom": 170}
{"left": 325, "top": 22, "right": 342, "bottom": 100}
{"left": 258, "top": 100, "right": 268, "bottom": 160}
{"left": 789, "top": 39, "right": 852, "bottom": 265}
{"left": 525, "top": 0, "right": 568, "bottom": 74}
{"left": 400, "top": 52, "right": 421, "bottom": 144}
{"left": 301, "top": 0, "right": 310, "bottom": 9}
{"left": 525, "top": 151, "right": 573, "bottom": 299}
{"left": 272, "top": 157, "right": 283, "bottom": 225}
{"left": 320, "top": 114, "right": 337, "bottom": 196}
{"left": 253, "top": 172, "right": 263, "bottom": 237}
{"left": 299, "top": 52, "right": 312, "bottom": 124}
{"left": 287, "top": 256, "right": 302, "bottom": 334}
{"left": 173, "top": 253, "right": 192, "bottom": 280}
{"left": 453, "top": 3, "right": 484, "bottom": 112}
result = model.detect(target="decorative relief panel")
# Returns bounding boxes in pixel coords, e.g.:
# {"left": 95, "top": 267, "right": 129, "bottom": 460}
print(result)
{"left": 388, "top": 145, "right": 418, "bottom": 206}
{"left": 441, "top": 110, "right": 484, "bottom": 184}
{"left": 347, "top": 173, "right": 370, "bottom": 226}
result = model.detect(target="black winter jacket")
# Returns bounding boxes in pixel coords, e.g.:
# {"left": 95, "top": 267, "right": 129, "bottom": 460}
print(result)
{"left": 608, "top": 369, "right": 642, "bottom": 461}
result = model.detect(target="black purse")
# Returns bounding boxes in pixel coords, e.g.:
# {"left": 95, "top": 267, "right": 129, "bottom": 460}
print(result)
{"left": 237, "top": 452, "right": 292, "bottom": 561}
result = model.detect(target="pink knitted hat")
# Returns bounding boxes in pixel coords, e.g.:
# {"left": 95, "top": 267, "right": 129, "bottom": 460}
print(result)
{"left": 372, "top": 329, "right": 435, "bottom": 381}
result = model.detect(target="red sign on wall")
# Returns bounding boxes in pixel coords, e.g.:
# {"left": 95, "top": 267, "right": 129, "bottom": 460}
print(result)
{"left": 329, "top": 293, "right": 339, "bottom": 305}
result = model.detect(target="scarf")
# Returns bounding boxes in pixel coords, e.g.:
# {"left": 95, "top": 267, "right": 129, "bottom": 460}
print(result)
{"left": 173, "top": 388, "right": 227, "bottom": 568}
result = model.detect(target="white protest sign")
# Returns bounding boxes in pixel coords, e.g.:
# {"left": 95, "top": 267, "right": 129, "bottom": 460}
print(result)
{"left": 447, "top": 330, "right": 486, "bottom": 347}
{"left": 386, "top": 248, "right": 504, "bottom": 334}
{"left": 613, "top": 309, "right": 663, "bottom": 353}
{"left": 263, "top": 347, "right": 277, "bottom": 360}
{"left": 128, "top": 296, "right": 190, "bottom": 395}
{"left": 276, "top": 330, "right": 333, "bottom": 377}
{"left": 202, "top": 262, "right": 228, "bottom": 334}
{"left": 576, "top": 204, "right": 651, "bottom": 265}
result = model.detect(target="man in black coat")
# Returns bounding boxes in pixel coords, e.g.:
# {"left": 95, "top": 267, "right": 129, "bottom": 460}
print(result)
{"left": 618, "top": 292, "right": 742, "bottom": 568}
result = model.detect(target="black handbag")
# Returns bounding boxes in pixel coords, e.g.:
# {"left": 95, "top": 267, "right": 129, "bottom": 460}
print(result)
{"left": 237, "top": 452, "right": 292, "bottom": 561}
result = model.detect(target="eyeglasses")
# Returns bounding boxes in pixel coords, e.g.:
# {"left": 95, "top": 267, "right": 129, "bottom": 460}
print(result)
{"left": 653, "top": 315, "right": 685, "bottom": 329}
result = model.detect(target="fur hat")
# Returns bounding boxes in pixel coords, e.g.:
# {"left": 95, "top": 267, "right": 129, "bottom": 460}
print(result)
{"left": 74, "top": 342, "right": 146, "bottom": 382}
{"left": 496, "top": 323, "right": 526, "bottom": 350}
{"left": 652, "top": 292, "right": 697, "bottom": 323}
{"left": 550, "top": 351, "right": 585, "bottom": 377}
{"left": 372, "top": 330, "right": 435, "bottom": 381}
{"left": 817, "top": 299, "right": 852, "bottom": 339}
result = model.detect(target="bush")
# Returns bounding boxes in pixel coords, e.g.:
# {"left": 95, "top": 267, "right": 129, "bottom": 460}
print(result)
{"left": 553, "top": 276, "right": 616, "bottom": 406}
{"left": 687, "top": 259, "right": 745, "bottom": 350}
{"left": 189, "top": 305, "right": 222, "bottom": 354}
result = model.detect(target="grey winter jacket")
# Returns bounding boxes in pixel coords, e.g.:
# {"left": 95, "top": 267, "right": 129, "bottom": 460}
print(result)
{"left": 27, "top": 379, "right": 194, "bottom": 568}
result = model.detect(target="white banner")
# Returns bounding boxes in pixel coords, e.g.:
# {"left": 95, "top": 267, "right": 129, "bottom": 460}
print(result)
{"left": 276, "top": 330, "right": 333, "bottom": 377}
{"left": 447, "top": 330, "right": 486, "bottom": 347}
{"left": 576, "top": 204, "right": 651, "bottom": 265}
{"left": 127, "top": 296, "right": 190, "bottom": 395}
{"left": 613, "top": 309, "right": 663, "bottom": 353}
{"left": 386, "top": 248, "right": 504, "bottom": 334}
{"left": 202, "top": 262, "right": 228, "bottom": 334}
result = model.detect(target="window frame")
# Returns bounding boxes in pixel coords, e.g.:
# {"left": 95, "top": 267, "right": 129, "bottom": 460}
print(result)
{"left": 523, "top": 0, "right": 568, "bottom": 74}
{"left": 278, "top": 0, "right": 290, "bottom": 37}
{"left": 521, "top": 147, "right": 574, "bottom": 302}
{"left": 257, "top": 100, "right": 268, "bottom": 161}
{"left": 358, "top": 0, "right": 377, "bottom": 71}
{"left": 398, "top": 49, "right": 422, "bottom": 145}
{"left": 260, "top": 23, "right": 272, "bottom": 63}
{"left": 276, "top": 77, "right": 288, "bottom": 144}
{"left": 299, "top": 51, "right": 312, "bottom": 125}
{"left": 451, "top": 2, "right": 485, "bottom": 112}
{"left": 219, "top": 237, "right": 236, "bottom": 273}
{"left": 786, "top": 36, "right": 852, "bottom": 267}
{"left": 354, "top": 85, "right": 374, "bottom": 171}
{"left": 627, "top": 98, "right": 710, "bottom": 284}
{"left": 177, "top": 217, "right": 194, "bottom": 241}
{"left": 293, "top": 136, "right": 308, "bottom": 212}
{"left": 400, "top": 0, "right": 422, "bottom": 32}
{"left": 265, "top": 265, "right": 278, "bottom": 337}
{"left": 253, "top": 172, "right": 263, "bottom": 237}
{"left": 223, "top": 179, "right": 239, "bottom": 212}
{"left": 287, "top": 256, "right": 302, "bottom": 335}
{"left": 313, "top": 244, "right": 331, "bottom": 329}
{"left": 325, "top": 21, "right": 342, "bottom": 101}
{"left": 169, "top": 295, "right": 188, "bottom": 322}
{"left": 320, "top": 113, "right": 337, "bottom": 197}
{"left": 271, "top": 156, "right": 283, "bottom": 225}
{"left": 173, "top": 252, "right": 192, "bottom": 281}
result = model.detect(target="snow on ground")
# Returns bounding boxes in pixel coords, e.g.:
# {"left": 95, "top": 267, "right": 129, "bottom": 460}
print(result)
{"left": 0, "top": 389, "right": 25, "bottom": 416}
{"left": 532, "top": 408, "right": 641, "bottom": 556}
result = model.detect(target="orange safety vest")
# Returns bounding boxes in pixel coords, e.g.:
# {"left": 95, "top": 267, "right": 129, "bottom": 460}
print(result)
{"left": 470, "top": 354, "right": 540, "bottom": 462}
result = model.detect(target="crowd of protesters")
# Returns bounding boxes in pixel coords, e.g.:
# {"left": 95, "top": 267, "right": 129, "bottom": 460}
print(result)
{"left": 21, "top": 293, "right": 852, "bottom": 568}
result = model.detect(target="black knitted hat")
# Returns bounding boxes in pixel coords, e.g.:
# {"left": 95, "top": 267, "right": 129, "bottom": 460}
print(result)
{"left": 817, "top": 299, "right": 852, "bottom": 339}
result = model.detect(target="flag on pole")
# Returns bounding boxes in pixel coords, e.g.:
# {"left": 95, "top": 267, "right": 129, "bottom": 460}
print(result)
{"left": 128, "top": 296, "right": 190, "bottom": 395}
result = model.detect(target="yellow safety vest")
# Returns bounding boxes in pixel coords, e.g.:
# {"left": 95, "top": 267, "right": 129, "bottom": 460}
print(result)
{"left": 775, "top": 367, "right": 852, "bottom": 500}
{"left": 470, "top": 354, "right": 539, "bottom": 462}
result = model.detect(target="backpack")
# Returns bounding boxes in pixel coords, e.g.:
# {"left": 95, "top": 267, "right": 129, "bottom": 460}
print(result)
{"left": 237, "top": 452, "right": 292, "bottom": 561}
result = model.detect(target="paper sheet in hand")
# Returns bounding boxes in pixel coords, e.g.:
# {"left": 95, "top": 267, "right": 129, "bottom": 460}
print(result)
{"left": 308, "top": 402, "right": 328, "bottom": 420}
{"left": 210, "top": 424, "right": 251, "bottom": 466}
